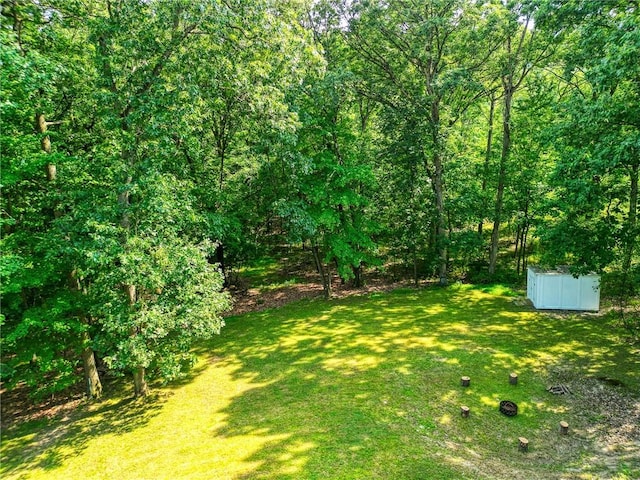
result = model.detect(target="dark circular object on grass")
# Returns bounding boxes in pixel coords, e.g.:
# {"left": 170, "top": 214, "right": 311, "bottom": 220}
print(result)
{"left": 500, "top": 400, "right": 518, "bottom": 416}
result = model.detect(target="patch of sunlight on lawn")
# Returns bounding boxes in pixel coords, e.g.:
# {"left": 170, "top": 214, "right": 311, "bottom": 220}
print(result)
{"left": 275, "top": 440, "right": 315, "bottom": 475}
{"left": 322, "top": 354, "right": 382, "bottom": 373}
{"left": 442, "top": 357, "right": 461, "bottom": 364}
{"left": 482, "top": 323, "right": 513, "bottom": 333}
{"left": 529, "top": 340, "right": 590, "bottom": 362}
{"left": 438, "top": 413, "right": 453, "bottom": 426}
{"left": 554, "top": 342, "right": 604, "bottom": 358}
{"left": 498, "top": 310, "right": 537, "bottom": 319}
{"left": 351, "top": 336, "right": 388, "bottom": 354}
{"left": 424, "top": 304, "right": 447, "bottom": 315}
{"left": 441, "top": 323, "right": 471, "bottom": 334}
{"left": 492, "top": 351, "right": 517, "bottom": 363}
{"left": 479, "top": 394, "right": 502, "bottom": 407}
{"left": 441, "top": 390, "right": 459, "bottom": 403}
{"left": 279, "top": 333, "right": 323, "bottom": 349}
{"left": 6, "top": 358, "right": 310, "bottom": 480}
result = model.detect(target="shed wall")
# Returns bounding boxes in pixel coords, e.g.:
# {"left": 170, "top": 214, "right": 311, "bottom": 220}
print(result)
{"left": 526, "top": 267, "right": 600, "bottom": 311}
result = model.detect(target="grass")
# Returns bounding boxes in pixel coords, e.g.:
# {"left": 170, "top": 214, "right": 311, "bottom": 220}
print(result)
{"left": 2, "top": 284, "right": 639, "bottom": 479}
{"left": 257, "top": 278, "right": 301, "bottom": 292}
{"left": 237, "top": 257, "right": 290, "bottom": 288}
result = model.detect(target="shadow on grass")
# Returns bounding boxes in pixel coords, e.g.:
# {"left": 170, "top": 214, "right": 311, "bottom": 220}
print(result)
{"left": 200, "top": 285, "right": 639, "bottom": 479}
{"left": 1, "top": 348, "right": 217, "bottom": 478}
{"left": 0, "top": 381, "right": 168, "bottom": 476}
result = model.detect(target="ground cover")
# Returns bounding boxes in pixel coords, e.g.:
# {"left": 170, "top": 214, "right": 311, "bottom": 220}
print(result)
{"left": 1, "top": 284, "right": 639, "bottom": 479}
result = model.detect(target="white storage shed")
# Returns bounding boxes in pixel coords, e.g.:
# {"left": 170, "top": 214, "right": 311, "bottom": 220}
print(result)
{"left": 527, "top": 266, "right": 600, "bottom": 311}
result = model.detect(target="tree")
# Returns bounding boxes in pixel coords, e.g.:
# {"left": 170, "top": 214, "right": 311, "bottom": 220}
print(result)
{"left": 536, "top": 0, "right": 639, "bottom": 335}
{"left": 486, "top": 1, "right": 553, "bottom": 275}
{"left": 167, "top": 0, "right": 313, "bottom": 284}
{"left": 274, "top": 6, "right": 379, "bottom": 298}
{"left": 0, "top": 2, "right": 103, "bottom": 399}
{"left": 345, "top": 0, "right": 497, "bottom": 284}
{"left": 1, "top": 1, "right": 235, "bottom": 398}
{"left": 81, "top": 0, "right": 236, "bottom": 396}
{"left": 536, "top": 0, "right": 639, "bottom": 274}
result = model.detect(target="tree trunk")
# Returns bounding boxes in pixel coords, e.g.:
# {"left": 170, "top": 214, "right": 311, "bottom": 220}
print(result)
{"left": 36, "top": 113, "right": 57, "bottom": 181}
{"left": 516, "top": 198, "right": 530, "bottom": 276}
{"left": 39, "top": 111, "right": 103, "bottom": 398}
{"left": 311, "top": 241, "right": 331, "bottom": 299}
{"left": 82, "top": 340, "right": 102, "bottom": 399}
{"left": 434, "top": 159, "right": 448, "bottom": 285}
{"left": 489, "top": 82, "right": 513, "bottom": 275}
{"left": 352, "top": 264, "right": 362, "bottom": 288}
{"left": 216, "top": 243, "right": 227, "bottom": 286}
{"left": 623, "top": 162, "right": 639, "bottom": 273}
{"left": 218, "top": 149, "right": 225, "bottom": 193}
{"left": 519, "top": 223, "right": 530, "bottom": 276}
{"left": 127, "top": 280, "right": 147, "bottom": 397}
{"left": 125, "top": 258, "right": 147, "bottom": 396}
{"left": 488, "top": 19, "right": 536, "bottom": 275}
{"left": 75, "top": 273, "right": 102, "bottom": 399}
{"left": 133, "top": 367, "right": 148, "bottom": 397}
{"left": 478, "top": 92, "right": 496, "bottom": 237}
{"left": 430, "top": 101, "right": 448, "bottom": 286}
{"left": 36, "top": 112, "right": 60, "bottom": 218}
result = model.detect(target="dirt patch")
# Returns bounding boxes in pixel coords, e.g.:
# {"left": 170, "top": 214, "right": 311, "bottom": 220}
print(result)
{"left": 227, "top": 279, "right": 323, "bottom": 316}
{"left": 1, "top": 382, "right": 86, "bottom": 429}
{"left": 541, "top": 366, "right": 640, "bottom": 478}
{"left": 227, "top": 270, "right": 413, "bottom": 316}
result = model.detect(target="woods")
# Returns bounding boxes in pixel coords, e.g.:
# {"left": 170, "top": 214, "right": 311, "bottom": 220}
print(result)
{"left": 1, "top": 0, "right": 638, "bottom": 399}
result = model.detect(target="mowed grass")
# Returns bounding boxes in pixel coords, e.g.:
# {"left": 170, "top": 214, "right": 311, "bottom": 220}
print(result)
{"left": 2, "top": 284, "right": 639, "bottom": 479}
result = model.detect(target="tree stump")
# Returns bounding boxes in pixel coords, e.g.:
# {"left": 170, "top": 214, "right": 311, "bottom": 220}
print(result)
{"left": 559, "top": 421, "right": 569, "bottom": 435}
{"left": 518, "top": 437, "right": 529, "bottom": 452}
{"left": 509, "top": 372, "right": 518, "bottom": 385}
{"left": 461, "top": 406, "right": 470, "bottom": 418}
{"left": 461, "top": 376, "right": 471, "bottom": 387}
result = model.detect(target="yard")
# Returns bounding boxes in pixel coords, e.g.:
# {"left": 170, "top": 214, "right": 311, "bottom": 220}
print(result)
{"left": 2, "top": 284, "right": 639, "bottom": 479}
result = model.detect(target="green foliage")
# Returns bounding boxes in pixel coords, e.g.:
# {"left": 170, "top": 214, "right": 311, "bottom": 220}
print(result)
{"left": 1, "top": 293, "right": 87, "bottom": 398}
{"left": 448, "top": 230, "right": 485, "bottom": 272}
{"left": 92, "top": 237, "right": 230, "bottom": 381}
{"left": 536, "top": 0, "right": 639, "bottom": 276}
{"left": 275, "top": 24, "right": 380, "bottom": 287}
{"left": 2, "top": 0, "right": 639, "bottom": 399}
{"left": 0, "top": 12, "right": 93, "bottom": 398}
{"left": 601, "top": 268, "right": 640, "bottom": 342}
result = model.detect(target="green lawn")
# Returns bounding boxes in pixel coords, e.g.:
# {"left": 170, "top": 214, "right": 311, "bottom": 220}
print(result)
{"left": 2, "top": 285, "right": 639, "bottom": 479}
{"left": 237, "top": 256, "right": 296, "bottom": 288}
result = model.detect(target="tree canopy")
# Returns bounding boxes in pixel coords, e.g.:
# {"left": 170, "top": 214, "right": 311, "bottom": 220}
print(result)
{"left": 1, "top": 0, "right": 638, "bottom": 398}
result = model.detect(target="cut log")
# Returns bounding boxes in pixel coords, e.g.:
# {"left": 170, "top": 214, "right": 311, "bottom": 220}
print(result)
{"left": 461, "top": 406, "right": 470, "bottom": 418}
{"left": 461, "top": 376, "right": 471, "bottom": 387}
{"left": 547, "top": 384, "right": 572, "bottom": 395}
{"left": 518, "top": 437, "right": 529, "bottom": 452}
{"left": 559, "top": 421, "right": 569, "bottom": 435}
